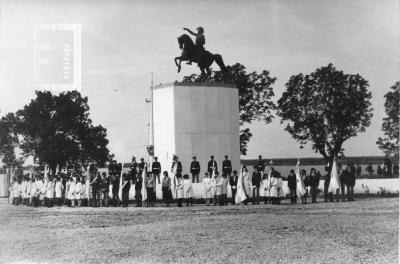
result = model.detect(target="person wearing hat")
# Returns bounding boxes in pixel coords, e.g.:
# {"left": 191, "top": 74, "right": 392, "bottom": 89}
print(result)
{"left": 222, "top": 155, "right": 232, "bottom": 179}
{"left": 152, "top": 157, "right": 161, "bottom": 184}
{"left": 256, "top": 155, "right": 265, "bottom": 173}
{"left": 182, "top": 26, "right": 205, "bottom": 64}
{"left": 207, "top": 155, "right": 218, "bottom": 176}
{"left": 190, "top": 156, "right": 200, "bottom": 183}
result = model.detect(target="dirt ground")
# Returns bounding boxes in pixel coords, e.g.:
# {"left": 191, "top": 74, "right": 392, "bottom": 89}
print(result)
{"left": 0, "top": 197, "right": 398, "bottom": 264}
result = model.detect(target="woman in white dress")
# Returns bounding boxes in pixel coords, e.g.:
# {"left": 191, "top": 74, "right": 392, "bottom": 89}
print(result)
{"left": 203, "top": 172, "right": 212, "bottom": 206}
{"left": 242, "top": 166, "right": 251, "bottom": 205}
{"left": 68, "top": 177, "right": 76, "bottom": 207}
{"left": 46, "top": 176, "right": 55, "bottom": 207}
{"left": 175, "top": 174, "right": 184, "bottom": 207}
{"left": 183, "top": 174, "right": 193, "bottom": 206}
{"left": 260, "top": 173, "right": 269, "bottom": 204}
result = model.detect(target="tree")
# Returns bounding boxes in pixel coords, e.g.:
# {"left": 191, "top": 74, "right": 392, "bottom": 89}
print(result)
{"left": 0, "top": 113, "right": 22, "bottom": 167}
{"left": 277, "top": 64, "right": 373, "bottom": 172}
{"left": 377, "top": 81, "right": 399, "bottom": 157}
{"left": 182, "top": 63, "right": 276, "bottom": 155}
{"left": 14, "top": 91, "right": 109, "bottom": 172}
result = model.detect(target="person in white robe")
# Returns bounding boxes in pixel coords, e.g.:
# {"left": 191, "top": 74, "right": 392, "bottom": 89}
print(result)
{"left": 75, "top": 177, "right": 82, "bottom": 206}
{"left": 80, "top": 178, "right": 87, "bottom": 206}
{"left": 68, "top": 177, "right": 77, "bottom": 207}
{"left": 183, "top": 174, "right": 193, "bottom": 206}
{"left": 242, "top": 166, "right": 251, "bottom": 205}
{"left": 202, "top": 172, "right": 212, "bottom": 206}
{"left": 41, "top": 178, "right": 48, "bottom": 206}
{"left": 260, "top": 173, "right": 269, "bottom": 204}
{"left": 46, "top": 177, "right": 55, "bottom": 207}
{"left": 55, "top": 177, "right": 64, "bottom": 206}
{"left": 175, "top": 174, "right": 184, "bottom": 207}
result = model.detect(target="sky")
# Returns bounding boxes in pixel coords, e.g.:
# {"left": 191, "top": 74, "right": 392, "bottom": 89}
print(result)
{"left": 0, "top": 0, "right": 398, "bottom": 163}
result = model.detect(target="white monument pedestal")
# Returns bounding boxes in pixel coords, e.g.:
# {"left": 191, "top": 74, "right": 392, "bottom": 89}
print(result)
{"left": 153, "top": 82, "right": 240, "bottom": 184}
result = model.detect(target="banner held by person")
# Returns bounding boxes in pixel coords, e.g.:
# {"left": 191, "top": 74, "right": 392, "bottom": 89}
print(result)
{"left": 141, "top": 163, "right": 148, "bottom": 202}
{"left": 296, "top": 159, "right": 306, "bottom": 196}
{"left": 235, "top": 166, "right": 247, "bottom": 204}
{"left": 328, "top": 157, "right": 340, "bottom": 192}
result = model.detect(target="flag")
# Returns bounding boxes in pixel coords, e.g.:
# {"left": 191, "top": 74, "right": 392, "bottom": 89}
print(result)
{"left": 171, "top": 161, "right": 178, "bottom": 199}
{"left": 328, "top": 157, "right": 340, "bottom": 192}
{"left": 235, "top": 166, "right": 247, "bottom": 204}
{"left": 295, "top": 160, "right": 306, "bottom": 196}
{"left": 141, "top": 164, "right": 148, "bottom": 202}
{"left": 118, "top": 166, "right": 123, "bottom": 201}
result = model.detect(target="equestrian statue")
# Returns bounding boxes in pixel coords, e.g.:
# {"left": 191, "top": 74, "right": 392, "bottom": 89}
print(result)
{"left": 174, "top": 27, "right": 226, "bottom": 76}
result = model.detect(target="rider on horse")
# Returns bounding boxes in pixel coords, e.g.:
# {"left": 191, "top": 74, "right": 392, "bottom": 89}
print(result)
{"left": 183, "top": 26, "right": 205, "bottom": 64}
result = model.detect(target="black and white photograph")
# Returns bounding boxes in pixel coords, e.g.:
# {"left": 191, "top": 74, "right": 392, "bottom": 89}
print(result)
{"left": 0, "top": 0, "right": 398, "bottom": 263}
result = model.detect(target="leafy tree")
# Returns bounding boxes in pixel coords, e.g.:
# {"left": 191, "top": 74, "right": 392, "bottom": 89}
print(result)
{"left": 14, "top": 91, "right": 109, "bottom": 172}
{"left": 0, "top": 113, "right": 23, "bottom": 167}
{"left": 182, "top": 63, "right": 276, "bottom": 155}
{"left": 377, "top": 81, "right": 399, "bottom": 157}
{"left": 277, "top": 64, "right": 373, "bottom": 172}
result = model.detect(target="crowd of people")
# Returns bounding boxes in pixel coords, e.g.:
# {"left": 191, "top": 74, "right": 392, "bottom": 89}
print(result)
{"left": 7, "top": 154, "right": 360, "bottom": 208}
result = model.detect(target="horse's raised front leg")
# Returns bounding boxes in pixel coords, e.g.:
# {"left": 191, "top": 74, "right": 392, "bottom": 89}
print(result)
{"left": 174, "top": 56, "right": 182, "bottom": 73}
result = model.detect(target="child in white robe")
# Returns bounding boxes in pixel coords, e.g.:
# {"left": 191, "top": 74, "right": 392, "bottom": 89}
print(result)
{"left": 68, "top": 177, "right": 77, "bottom": 207}
{"left": 202, "top": 172, "right": 212, "bottom": 206}
{"left": 75, "top": 177, "right": 82, "bottom": 206}
{"left": 183, "top": 174, "right": 193, "bottom": 206}
{"left": 46, "top": 177, "right": 55, "bottom": 207}
{"left": 55, "top": 177, "right": 64, "bottom": 206}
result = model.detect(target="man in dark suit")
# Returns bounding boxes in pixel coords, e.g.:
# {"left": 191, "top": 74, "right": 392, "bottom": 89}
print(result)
{"left": 152, "top": 157, "right": 161, "bottom": 184}
{"left": 252, "top": 167, "right": 261, "bottom": 204}
{"left": 130, "top": 156, "right": 137, "bottom": 183}
{"left": 207, "top": 155, "right": 218, "bottom": 175}
{"left": 222, "top": 155, "right": 232, "bottom": 178}
{"left": 256, "top": 155, "right": 265, "bottom": 173}
{"left": 190, "top": 156, "right": 200, "bottom": 183}
{"left": 287, "top": 169, "right": 297, "bottom": 204}
{"left": 229, "top": 170, "right": 238, "bottom": 205}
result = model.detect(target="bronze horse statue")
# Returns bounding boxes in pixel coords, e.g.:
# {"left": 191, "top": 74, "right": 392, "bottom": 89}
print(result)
{"left": 174, "top": 34, "right": 226, "bottom": 75}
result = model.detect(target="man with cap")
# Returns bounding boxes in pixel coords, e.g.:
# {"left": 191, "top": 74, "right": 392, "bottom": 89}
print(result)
{"left": 183, "top": 26, "right": 205, "bottom": 64}
{"left": 222, "top": 155, "right": 232, "bottom": 179}
{"left": 208, "top": 155, "right": 218, "bottom": 176}
{"left": 256, "top": 155, "right": 266, "bottom": 173}
{"left": 152, "top": 157, "right": 161, "bottom": 184}
{"left": 190, "top": 156, "right": 200, "bottom": 183}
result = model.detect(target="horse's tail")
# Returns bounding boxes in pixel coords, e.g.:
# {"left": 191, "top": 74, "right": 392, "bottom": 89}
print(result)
{"left": 213, "top": 54, "right": 226, "bottom": 72}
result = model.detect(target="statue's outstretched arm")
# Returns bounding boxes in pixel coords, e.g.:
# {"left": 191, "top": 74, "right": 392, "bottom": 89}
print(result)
{"left": 183, "top": 28, "right": 197, "bottom": 36}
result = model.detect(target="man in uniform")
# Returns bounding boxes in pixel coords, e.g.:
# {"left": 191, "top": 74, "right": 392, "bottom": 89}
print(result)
{"left": 251, "top": 167, "right": 261, "bottom": 204}
{"left": 138, "top": 158, "right": 145, "bottom": 176}
{"left": 152, "top": 157, "right": 161, "bottom": 184}
{"left": 183, "top": 26, "right": 205, "bottom": 64}
{"left": 229, "top": 170, "right": 238, "bottom": 205}
{"left": 190, "top": 156, "right": 200, "bottom": 183}
{"left": 208, "top": 155, "right": 218, "bottom": 176}
{"left": 256, "top": 155, "right": 265, "bottom": 173}
{"left": 222, "top": 155, "right": 232, "bottom": 179}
